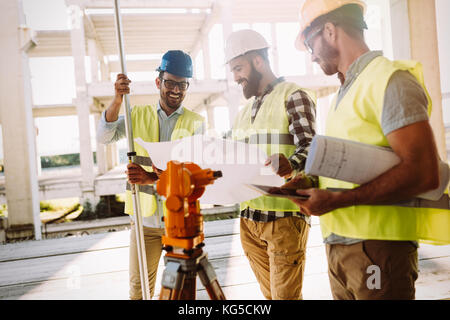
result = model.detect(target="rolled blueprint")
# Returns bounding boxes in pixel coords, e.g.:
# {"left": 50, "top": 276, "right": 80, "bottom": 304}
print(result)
{"left": 305, "top": 135, "right": 449, "bottom": 201}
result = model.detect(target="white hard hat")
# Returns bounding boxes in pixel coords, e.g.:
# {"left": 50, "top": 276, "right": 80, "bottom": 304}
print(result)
{"left": 295, "top": 0, "right": 366, "bottom": 51}
{"left": 224, "top": 29, "right": 269, "bottom": 64}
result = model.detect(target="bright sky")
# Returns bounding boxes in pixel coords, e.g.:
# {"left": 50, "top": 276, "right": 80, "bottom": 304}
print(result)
{"left": 11, "top": 0, "right": 389, "bottom": 158}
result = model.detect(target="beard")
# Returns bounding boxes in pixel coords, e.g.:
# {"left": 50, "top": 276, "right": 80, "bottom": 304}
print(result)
{"left": 161, "top": 90, "right": 183, "bottom": 110}
{"left": 241, "top": 64, "right": 263, "bottom": 99}
{"left": 317, "top": 37, "right": 340, "bottom": 76}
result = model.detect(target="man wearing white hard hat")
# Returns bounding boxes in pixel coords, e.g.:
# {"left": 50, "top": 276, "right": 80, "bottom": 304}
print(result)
{"left": 225, "top": 29, "right": 317, "bottom": 300}
{"left": 287, "top": 0, "right": 448, "bottom": 299}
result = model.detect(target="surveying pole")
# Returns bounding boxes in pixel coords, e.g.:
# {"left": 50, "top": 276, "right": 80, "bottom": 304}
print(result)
{"left": 113, "top": 0, "right": 150, "bottom": 300}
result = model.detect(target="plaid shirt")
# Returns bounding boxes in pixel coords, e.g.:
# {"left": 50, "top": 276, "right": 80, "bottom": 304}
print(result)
{"left": 242, "top": 77, "right": 316, "bottom": 225}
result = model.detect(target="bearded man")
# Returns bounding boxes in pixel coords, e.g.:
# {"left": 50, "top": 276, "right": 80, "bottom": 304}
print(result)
{"left": 225, "top": 29, "right": 317, "bottom": 300}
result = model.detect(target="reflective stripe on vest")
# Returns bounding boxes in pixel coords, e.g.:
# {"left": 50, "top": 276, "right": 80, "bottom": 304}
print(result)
{"left": 126, "top": 183, "right": 156, "bottom": 195}
{"left": 319, "top": 56, "right": 449, "bottom": 245}
{"left": 133, "top": 155, "right": 153, "bottom": 167}
{"left": 237, "top": 133, "right": 294, "bottom": 145}
{"left": 232, "top": 82, "right": 316, "bottom": 212}
{"left": 327, "top": 188, "right": 450, "bottom": 210}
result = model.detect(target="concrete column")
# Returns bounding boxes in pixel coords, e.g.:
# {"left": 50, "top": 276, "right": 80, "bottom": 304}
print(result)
{"left": 220, "top": 0, "right": 240, "bottom": 128}
{"left": 106, "top": 143, "right": 119, "bottom": 170}
{"left": 390, "top": 0, "right": 447, "bottom": 160}
{"left": 100, "top": 56, "right": 110, "bottom": 82}
{"left": 68, "top": 4, "right": 97, "bottom": 204}
{"left": 221, "top": 0, "right": 233, "bottom": 83}
{"left": 202, "top": 35, "right": 212, "bottom": 80}
{"left": 88, "top": 39, "right": 99, "bottom": 83}
{"left": 270, "top": 23, "right": 280, "bottom": 75}
{"left": 0, "top": 0, "right": 41, "bottom": 240}
{"left": 34, "top": 122, "right": 42, "bottom": 176}
{"left": 88, "top": 39, "right": 109, "bottom": 175}
{"left": 94, "top": 113, "right": 107, "bottom": 175}
{"left": 97, "top": 42, "right": 118, "bottom": 171}
{"left": 407, "top": 0, "right": 446, "bottom": 161}
{"left": 389, "top": 0, "right": 411, "bottom": 60}
{"left": 220, "top": 0, "right": 233, "bottom": 48}
{"left": 224, "top": 87, "right": 241, "bottom": 128}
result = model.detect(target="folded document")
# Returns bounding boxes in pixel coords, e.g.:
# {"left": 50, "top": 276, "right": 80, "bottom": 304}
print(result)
{"left": 305, "top": 135, "right": 449, "bottom": 201}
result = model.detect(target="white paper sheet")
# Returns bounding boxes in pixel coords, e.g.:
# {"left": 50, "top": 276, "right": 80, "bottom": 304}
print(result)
{"left": 305, "top": 135, "right": 449, "bottom": 201}
{"left": 135, "top": 135, "right": 285, "bottom": 205}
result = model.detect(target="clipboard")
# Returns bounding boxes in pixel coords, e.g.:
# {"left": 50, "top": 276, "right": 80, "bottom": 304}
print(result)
{"left": 246, "top": 184, "right": 310, "bottom": 200}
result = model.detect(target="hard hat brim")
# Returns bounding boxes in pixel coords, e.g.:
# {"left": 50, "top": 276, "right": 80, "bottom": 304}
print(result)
{"left": 155, "top": 68, "right": 192, "bottom": 79}
{"left": 224, "top": 45, "right": 270, "bottom": 65}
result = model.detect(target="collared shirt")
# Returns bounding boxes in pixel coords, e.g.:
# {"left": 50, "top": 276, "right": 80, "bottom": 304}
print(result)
{"left": 335, "top": 51, "right": 383, "bottom": 108}
{"left": 156, "top": 102, "right": 184, "bottom": 142}
{"left": 97, "top": 102, "right": 205, "bottom": 144}
{"left": 242, "top": 77, "right": 317, "bottom": 225}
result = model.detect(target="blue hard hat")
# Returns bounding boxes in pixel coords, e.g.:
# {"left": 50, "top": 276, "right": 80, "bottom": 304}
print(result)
{"left": 156, "top": 50, "right": 193, "bottom": 78}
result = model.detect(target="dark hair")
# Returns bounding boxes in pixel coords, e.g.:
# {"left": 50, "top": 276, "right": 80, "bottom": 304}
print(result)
{"left": 305, "top": 4, "right": 367, "bottom": 39}
{"left": 158, "top": 71, "right": 165, "bottom": 79}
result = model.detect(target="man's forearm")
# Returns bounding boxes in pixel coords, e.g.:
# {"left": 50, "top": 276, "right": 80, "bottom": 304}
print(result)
{"left": 289, "top": 148, "right": 308, "bottom": 170}
{"left": 286, "top": 89, "right": 316, "bottom": 172}
{"left": 105, "top": 96, "right": 122, "bottom": 122}
{"left": 334, "top": 160, "right": 438, "bottom": 209}
{"left": 331, "top": 120, "right": 439, "bottom": 209}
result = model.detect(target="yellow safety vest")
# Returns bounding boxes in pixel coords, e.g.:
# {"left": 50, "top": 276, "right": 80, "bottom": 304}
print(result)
{"left": 319, "top": 56, "right": 450, "bottom": 245}
{"left": 232, "top": 81, "right": 316, "bottom": 212}
{"left": 124, "top": 105, "right": 204, "bottom": 217}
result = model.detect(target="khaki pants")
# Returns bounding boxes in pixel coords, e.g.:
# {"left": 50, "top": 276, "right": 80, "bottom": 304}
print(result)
{"left": 240, "top": 216, "right": 309, "bottom": 300}
{"left": 129, "top": 221, "right": 165, "bottom": 300}
{"left": 326, "top": 240, "right": 418, "bottom": 300}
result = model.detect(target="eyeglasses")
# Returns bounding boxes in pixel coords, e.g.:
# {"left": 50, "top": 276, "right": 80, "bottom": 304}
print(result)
{"left": 304, "top": 26, "right": 324, "bottom": 54}
{"left": 160, "top": 78, "right": 190, "bottom": 91}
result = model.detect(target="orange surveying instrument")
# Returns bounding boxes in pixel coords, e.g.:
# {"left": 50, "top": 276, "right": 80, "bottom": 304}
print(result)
{"left": 157, "top": 161, "right": 226, "bottom": 300}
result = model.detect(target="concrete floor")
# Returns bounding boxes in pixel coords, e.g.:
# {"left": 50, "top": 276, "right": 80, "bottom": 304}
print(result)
{"left": 0, "top": 217, "right": 449, "bottom": 300}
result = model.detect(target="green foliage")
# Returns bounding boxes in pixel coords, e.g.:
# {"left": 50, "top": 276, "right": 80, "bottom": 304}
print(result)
{"left": 40, "top": 198, "right": 79, "bottom": 214}
{"left": 41, "top": 153, "right": 80, "bottom": 168}
{"left": 40, "top": 201, "right": 54, "bottom": 212}
{"left": 77, "top": 200, "right": 96, "bottom": 220}
{"left": 76, "top": 195, "right": 126, "bottom": 221}
{"left": 40, "top": 196, "right": 124, "bottom": 224}
{"left": 40, "top": 153, "right": 97, "bottom": 169}
{"left": 203, "top": 210, "right": 239, "bottom": 222}
{"left": 0, "top": 204, "right": 7, "bottom": 218}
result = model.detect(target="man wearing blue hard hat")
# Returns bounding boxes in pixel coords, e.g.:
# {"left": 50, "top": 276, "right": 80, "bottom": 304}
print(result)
{"left": 97, "top": 50, "right": 205, "bottom": 299}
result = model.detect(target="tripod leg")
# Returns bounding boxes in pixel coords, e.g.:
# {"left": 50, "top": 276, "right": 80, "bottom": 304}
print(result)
{"left": 159, "top": 261, "right": 184, "bottom": 300}
{"left": 159, "top": 260, "right": 198, "bottom": 300}
{"left": 179, "top": 271, "right": 197, "bottom": 300}
{"left": 198, "top": 255, "right": 226, "bottom": 300}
